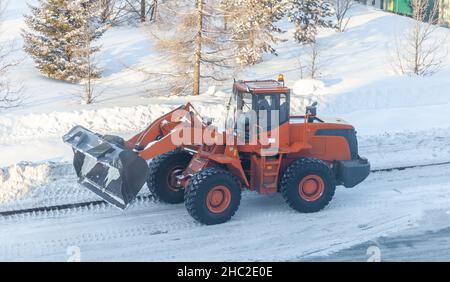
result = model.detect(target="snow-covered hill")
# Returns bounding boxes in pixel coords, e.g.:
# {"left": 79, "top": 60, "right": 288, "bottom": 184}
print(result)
{"left": 1, "top": 2, "right": 449, "bottom": 166}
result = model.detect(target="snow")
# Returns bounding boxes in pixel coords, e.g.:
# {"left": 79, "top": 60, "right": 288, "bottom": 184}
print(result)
{"left": 292, "top": 79, "right": 326, "bottom": 95}
{"left": 1, "top": 163, "right": 450, "bottom": 261}
{"left": 0, "top": 3, "right": 449, "bottom": 167}
{"left": 0, "top": 162, "right": 53, "bottom": 204}
{"left": 0, "top": 2, "right": 450, "bottom": 261}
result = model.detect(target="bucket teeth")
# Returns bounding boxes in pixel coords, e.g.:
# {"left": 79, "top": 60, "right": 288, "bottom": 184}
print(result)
{"left": 63, "top": 126, "right": 148, "bottom": 209}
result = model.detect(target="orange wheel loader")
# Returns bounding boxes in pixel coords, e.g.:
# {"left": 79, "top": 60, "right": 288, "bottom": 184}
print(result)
{"left": 63, "top": 76, "right": 370, "bottom": 225}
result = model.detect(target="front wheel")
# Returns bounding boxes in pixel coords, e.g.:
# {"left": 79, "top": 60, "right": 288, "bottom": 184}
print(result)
{"left": 185, "top": 167, "right": 241, "bottom": 225}
{"left": 147, "top": 149, "right": 192, "bottom": 204}
{"left": 280, "top": 158, "right": 336, "bottom": 213}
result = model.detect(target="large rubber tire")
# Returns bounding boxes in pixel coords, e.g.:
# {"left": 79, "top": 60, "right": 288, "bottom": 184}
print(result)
{"left": 147, "top": 149, "right": 192, "bottom": 204}
{"left": 185, "top": 167, "right": 242, "bottom": 225}
{"left": 280, "top": 158, "right": 336, "bottom": 213}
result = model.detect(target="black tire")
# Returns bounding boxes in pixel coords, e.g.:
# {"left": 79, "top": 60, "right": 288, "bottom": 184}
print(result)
{"left": 185, "top": 167, "right": 241, "bottom": 225}
{"left": 147, "top": 149, "right": 192, "bottom": 204}
{"left": 280, "top": 158, "right": 336, "bottom": 213}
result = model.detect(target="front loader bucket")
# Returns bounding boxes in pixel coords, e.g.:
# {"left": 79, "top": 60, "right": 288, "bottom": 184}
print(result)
{"left": 63, "top": 126, "right": 148, "bottom": 209}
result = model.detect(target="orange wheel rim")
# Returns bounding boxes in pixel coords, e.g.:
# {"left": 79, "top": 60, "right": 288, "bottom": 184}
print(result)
{"left": 298, "top": 175, "right": 325, "bottom": 202}
{"left": 206, "top": 185, "right": 232, "bottom": 214}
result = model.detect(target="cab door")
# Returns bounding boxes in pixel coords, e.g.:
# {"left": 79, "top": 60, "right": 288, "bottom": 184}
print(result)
{"left": 255, "top": 93, "right": 289, "bottom": 132}
{"left": 255, "top": 93, "right": 290, "bottom": 154}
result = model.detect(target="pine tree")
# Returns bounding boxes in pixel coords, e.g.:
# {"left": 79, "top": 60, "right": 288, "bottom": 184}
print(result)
{"left": 221, "top": 0, "right": 285, "bottom": 66}
{"left": 22, "top": 0, "right": 106, "bottom": 83}
{"left": 287, "top": 0, "right": 334, "bottom": 44}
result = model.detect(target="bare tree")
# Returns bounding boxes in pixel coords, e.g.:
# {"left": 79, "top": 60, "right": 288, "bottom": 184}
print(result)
{"left": 100, "top": 0, "right": 116, "bottom": 23}
{"left": 308, "top": 42, "right": 320, "bottom": 79}
{"left": 0, "top": 1, "right": 23, "bottom": 109}
{"left": 140, "top": 0, "right": 146, "bottom": 22}
{"left": 192, "top": 0, "right": 203, "bottom": 96}
{"left": 120, "top": 0, "right": 159, "bottom": 23}
{"left": 149, "top": 0, "right": 235, "bottom": 96}
{"left": 334, "top": 0, "right": 353, "bottom": 32}
{"left": 393, "top": 0, "right": 448, "bottom": 76}
{"left": 299, "top": 41, "right": 325, "bottom": 79}
{"left": 99, "top": 0, "right": 129, "bottom": 25}
{"left": 79, "top": 37, "right": 99, "bottom": 105}
{"left": 77, "top": 1, "right": 105, "bottom": 104}
{"left": 150, "top": 0, "right": 158, "bottom": 21}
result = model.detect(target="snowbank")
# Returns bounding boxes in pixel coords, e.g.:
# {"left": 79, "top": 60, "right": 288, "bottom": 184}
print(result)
{"left": 292, "top": 79, "right": 326, "bottom": 96}
{"left": 0, "top": 162, "right": 53, "bottom": 204}
{"left": 0, "top": 102, "right": 228, "bottom": 144}
{"left": 0, "top": 162, "right": 82, "bottom": 211}
{"left": 0, "top": 161, "right": 150, "bottom": 212}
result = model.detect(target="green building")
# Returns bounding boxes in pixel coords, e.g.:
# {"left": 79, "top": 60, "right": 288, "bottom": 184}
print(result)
{"left": 384, "top": 0, "right": 413, "bottom": 15}
{"left": 442, "top": 0, "right": 450, "bottom": 25}
{"left": 383, "top": 0, "right": 450, "bottom": 26}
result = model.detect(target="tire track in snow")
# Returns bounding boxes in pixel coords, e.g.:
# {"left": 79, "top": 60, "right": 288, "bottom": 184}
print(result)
{"left": 0, "top": 200, "right": 203, "bottom": 260}
{"left": 2, "top": 163, "right": 450, "bottom": 261}
{"left": 1, "top": 161, "right": 450, "bottom": 218}
{"left": 0, "top": 162, "right": 450, "bottom": 217}
{"left": 371, "top": 161, "right": 450, "bottom": 172}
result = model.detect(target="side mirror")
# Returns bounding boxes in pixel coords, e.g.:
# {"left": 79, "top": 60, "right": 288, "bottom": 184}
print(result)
{"left": 306, "top": 102, "right": 318, "bottom": 116}
{"left": 203, "top": 117, "right": 214, "bottom": 126}
{"left": 306, "top": 102, "right": 318, "bottom": 122}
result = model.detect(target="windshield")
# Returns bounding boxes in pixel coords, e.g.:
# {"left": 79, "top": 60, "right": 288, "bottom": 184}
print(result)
{"left": 225, "top": 90, "right": 238, "bottom": 131}
{"left": 225, "top": 90, "right": 253, "bottom": 132}
{"left": 240, "top": 92, "right": 252, "bottom": 112}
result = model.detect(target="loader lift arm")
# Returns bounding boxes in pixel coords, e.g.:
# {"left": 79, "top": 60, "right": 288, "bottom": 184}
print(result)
{"left": 125, "top": 103, "right": 206, "bottom": 160}
{"left": 63, "top": 103, "right": 209, "bottom": 209}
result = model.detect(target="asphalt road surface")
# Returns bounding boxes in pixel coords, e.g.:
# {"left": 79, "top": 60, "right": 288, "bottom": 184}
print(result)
{"left": 305, "top": 210, "right": 450, "bottom": 262}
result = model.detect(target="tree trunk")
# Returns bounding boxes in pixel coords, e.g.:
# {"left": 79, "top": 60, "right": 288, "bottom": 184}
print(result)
{"left": 151, "top": 0, "right": 158, "bottom": 22}
{"left": 141, "top": 0, "right": 146, "bottom": 22}
{"left": 193, "top": 0, "right": 203, "bottom": 96}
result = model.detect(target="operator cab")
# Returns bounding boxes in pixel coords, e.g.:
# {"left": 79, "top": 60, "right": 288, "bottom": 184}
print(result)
{"left": 227, "top": 76, "right": 291, "bottom": 135}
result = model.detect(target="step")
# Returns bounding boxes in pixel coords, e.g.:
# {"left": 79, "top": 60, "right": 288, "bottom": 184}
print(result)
{"left": 263, "top": 172, "right": 279, "bottom": 177}
{"left": 263, "top": 183, "right": 278, "bottom": 189}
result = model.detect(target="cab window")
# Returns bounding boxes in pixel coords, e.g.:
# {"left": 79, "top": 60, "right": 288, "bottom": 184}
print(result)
{"left": 280, "top": 93, "right": 289, "bottom": 124}
{"left": 241, "top": 92, "right": 253, "bottom": 113}
{"left": 257, "top": 95, "right": 275, "bottom": 111}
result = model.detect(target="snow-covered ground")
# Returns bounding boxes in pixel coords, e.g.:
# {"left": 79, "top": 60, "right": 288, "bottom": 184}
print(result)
{"left": 1, "top": 2, "right": 450, "bottom": 166}
{"left": 1, "top": 2, "right": 450, "bottom": 261}
{"left": 1, "top": 163, "right": 450, "bottom": 261}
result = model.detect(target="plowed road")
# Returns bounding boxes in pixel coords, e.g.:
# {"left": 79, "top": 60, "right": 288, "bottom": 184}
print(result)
{"left": 1, "top": 164, "right": 450, "bottom": 261}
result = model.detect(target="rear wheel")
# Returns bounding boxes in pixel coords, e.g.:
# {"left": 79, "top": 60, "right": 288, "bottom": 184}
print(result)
{"left": 147, "top": 149, "right": 192, "bottom": 204}
{"left": 185, "top": 167, "right": 241, "bottom": 225}
{"left": 280, "top": 158, "right": 336, "bottom": 213}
